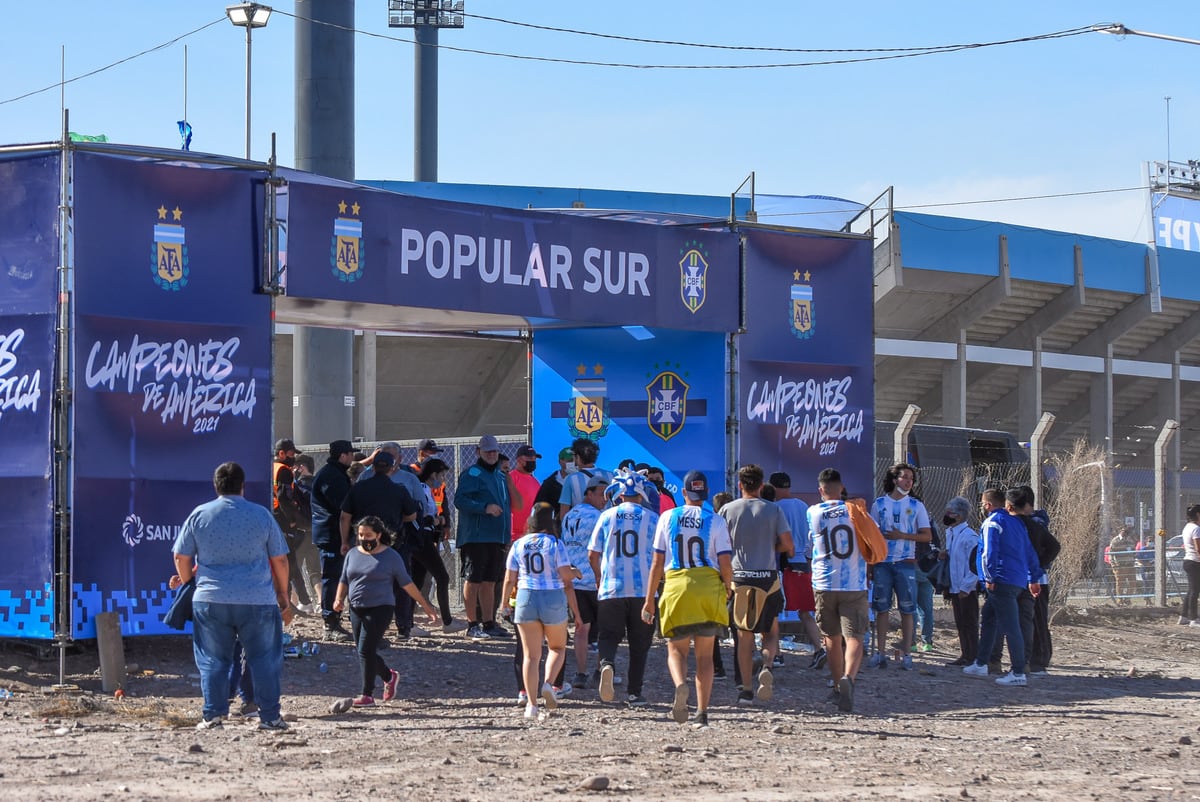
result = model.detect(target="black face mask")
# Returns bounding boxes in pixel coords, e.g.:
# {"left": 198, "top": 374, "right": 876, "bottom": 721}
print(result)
{"left": 281, "top": 455, "right": 296, "bottom": 467}
{"left": 360, "top": 540, "right": 378, "bottom": 552}
{"left": 942, "top": 514, "right": 957, "bottom": 526}
{"left": 523, "top": 460, "right": 538, "bottom": 473}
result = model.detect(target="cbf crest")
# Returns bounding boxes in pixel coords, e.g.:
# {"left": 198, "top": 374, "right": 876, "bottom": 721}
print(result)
{"left": 331, "top": 199, "right": 364, "bottom": 283}
{"left": 567, "top": 365, "right": 610, "bottom": 440}
{"left": 646, "top": 370, "right": 689, "bottom": 441}
{"left": 790, "top": 269, "right": 814, "bottom": 339}
{"left": 152, "top": 205, "right": 188, "bottom": 291}
{"left": 679, "top": 240, "right": 708, "bottom": 314}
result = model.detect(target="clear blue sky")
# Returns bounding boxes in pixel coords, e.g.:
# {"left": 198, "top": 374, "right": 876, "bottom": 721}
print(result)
{"left": 2, "top": 2, "right": 1198, "bottom": 241}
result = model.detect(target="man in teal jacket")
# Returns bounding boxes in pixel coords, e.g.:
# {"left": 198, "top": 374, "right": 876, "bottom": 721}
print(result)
{"left": 455, "top": 435, "right": 511, "bottom": 640}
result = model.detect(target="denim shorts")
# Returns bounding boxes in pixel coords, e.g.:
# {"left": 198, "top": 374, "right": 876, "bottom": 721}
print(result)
{"left": 513, "top": 587, "right": 568, "bottom": 625}
{"left": 871, "top": 561, "right": 917, "bottom": 614}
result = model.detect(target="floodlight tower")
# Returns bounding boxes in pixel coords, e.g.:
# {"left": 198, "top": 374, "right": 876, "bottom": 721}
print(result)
{"left": 225, "top": 3, "right": 273, "bottom": 160}
{"left": 388, "top": 1, "right": 465, "bottom": 182}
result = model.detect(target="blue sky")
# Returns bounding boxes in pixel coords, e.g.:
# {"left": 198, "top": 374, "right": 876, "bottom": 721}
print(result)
{"left": 2, "top": 2, "right": 1198, "bottom": 241}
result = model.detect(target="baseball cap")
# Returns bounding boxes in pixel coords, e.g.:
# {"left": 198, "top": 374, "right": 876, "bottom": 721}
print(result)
{"left": 768, "top": 471, "right": 791, "bottom": 489}
{"left": 585, "top": 474, "right": 609, "bottom": 491}
{"left": 478, "top": 434, "right": 500, "bottom": 452}
{"left": 373, "top": 451, "right": 396, "bottom": 469}
{"left": 329, "top": 439, "right": 354, "bottom": 457}
{"left": 274, "top": 438, "right": 298, "bottom": 454}
{"left": 418, "top": 438, "right": 442, "bottom": 453}
{"left": 682, "top": 470, "right": 709, "bottom": 501}
{"left": 558, "top": 447, "right": 574, "bottom": 461}
{"left": 516, "top": 445, "right": 542, "bottom": 459}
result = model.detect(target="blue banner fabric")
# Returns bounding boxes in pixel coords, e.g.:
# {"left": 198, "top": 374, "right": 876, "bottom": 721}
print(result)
{"left": 0, "top": 153, "right": 60, "bottom": 638}
{"left": 71, "top": 153, "right": 273, "bottom": 637}
{"left": 286, "top": 181, "right": 740, "bottom": 332}
{"left": 1154, "top": 193, "right": 1200, "bottom": 252}
{"left": 532, "top": 327, "right": 726, "bottom": 501}
{"left": 737, "top": 230, "right": 874, "bottom": 504}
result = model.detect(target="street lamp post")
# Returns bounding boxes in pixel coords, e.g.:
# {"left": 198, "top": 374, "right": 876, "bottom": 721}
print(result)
{"left": 226, "top": 3, "right": 273, "bottom": 160}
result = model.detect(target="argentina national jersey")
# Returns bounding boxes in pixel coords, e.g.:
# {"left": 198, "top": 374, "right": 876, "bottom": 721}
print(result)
{"left": 560, "top": 503, "right": 600, "bottom": 590}
{"left": 507, "top": 533, "right": 571, "bottom": 591}
{"left": 588, "top": 501, "right": 657, "bottom": 599}
{"left": 652, "top": 505, "right": 732, "bottom": 571}
{"left": 874, "top": 495, "right": 931, "bottom": 562}
{"left": 807, "top": 501, "right": 868, "bottom": 592}
{"left": 558, "top": 468, "right": 614, "bottom": 510}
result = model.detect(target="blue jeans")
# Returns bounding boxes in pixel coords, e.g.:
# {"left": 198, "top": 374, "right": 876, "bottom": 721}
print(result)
{"left": 227, "top": 639, "right": 254, "bottom": 704}
{"left": 914, "top": 566, "right": 934, "bottom": 644}
{"left": 974, "top": 582, "right": 1026, "bottom": 675}
{"left": 871, "top": 562, "right": 916, "bottom": 614}
{"left": 193, "top": 602, "right": 283, "bottom": 722}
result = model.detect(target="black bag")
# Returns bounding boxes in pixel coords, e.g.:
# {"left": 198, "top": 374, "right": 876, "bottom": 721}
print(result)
{"left": 926, "top": 557, "right": 951, "bottom": 595}
{"left": 162, "top": 578, "right": 196, "bottom": 631}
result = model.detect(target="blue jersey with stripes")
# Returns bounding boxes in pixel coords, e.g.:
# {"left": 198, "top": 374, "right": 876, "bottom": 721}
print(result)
{"left": 506, "top": 532, "right": 572, "bottom": 591}
{"left": 874, "top": 495, "right": 930, "bottom": 562}
{"left": 587, "top": 501, "right": 657, "bottom": 599}
{"left": 651, "top": 505, "right": 732, "bottom": 571}
{"left": 807, "top": 500, "right": 869, "bottom": 592}
{"left": 560, "top": 503, "right": 601, "bottom": 591}
{"left": 558, "top": 468, "right": 614, "bottom": 510}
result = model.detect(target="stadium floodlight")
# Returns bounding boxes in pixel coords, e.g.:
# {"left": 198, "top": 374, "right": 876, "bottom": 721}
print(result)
{"left": 226, "top": 3, "right": 273, "bottom": 159}
{"left": 389, "top": 0, "right": 465, "bottom": 28}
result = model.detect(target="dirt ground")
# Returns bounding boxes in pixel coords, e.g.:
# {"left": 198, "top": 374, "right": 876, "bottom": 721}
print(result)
{"left": 1, "top": 606, "right": 1197, "bottom": 802}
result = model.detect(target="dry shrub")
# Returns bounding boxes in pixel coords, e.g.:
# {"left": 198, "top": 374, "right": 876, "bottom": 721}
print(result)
{"left": 1045, "top": 440, "right": 1108, "bottom": 622}
{"left": 35, "top": 694, "right": 104, "bottom": 718}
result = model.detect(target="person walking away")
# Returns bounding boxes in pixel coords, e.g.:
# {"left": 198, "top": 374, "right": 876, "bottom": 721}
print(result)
{"left": 1179, "top": 504, "right": 1200, "bottom": 626}
{"left": 560, "top": 475, "right": 607, "bottom": 688}
{"left": 410, "top": 458, "right": 467, "bottom": 633}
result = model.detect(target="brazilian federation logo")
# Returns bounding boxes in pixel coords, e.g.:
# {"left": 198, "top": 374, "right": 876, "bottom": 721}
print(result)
{"left": 567, "top": 365, "right": 610, "bottom": 440}
{"left": 152, "top": 205, "right": 188, "bottom": 291}
{"left": 679, "top": 240, "right": 708, "bottom": 313}
{"left": 331, "top": 199, "right": 364, "bottom": 283}
{"left": 646, "top": 370, "right": 689, "bottom": 441}
{"left": 790, "top": 269, "right": 814, "bottom": 339}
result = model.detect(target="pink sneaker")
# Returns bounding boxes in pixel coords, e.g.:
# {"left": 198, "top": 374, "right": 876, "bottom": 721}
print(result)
{"left": 351, "top": 695, "right": 376, "bottom": 708}
{"left": 382, "top": 670, "right": 400, "bottom": 702}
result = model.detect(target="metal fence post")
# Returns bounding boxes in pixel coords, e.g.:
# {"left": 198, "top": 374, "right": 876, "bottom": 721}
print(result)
{"left": 1029, "top": 413, "right": 1055, "bottom": 508}
{"left": 1154, "top": 419, "right": 1179, "bottom": 606}
{"left": 894, "top": 405, "right": 921, "bottom": 465}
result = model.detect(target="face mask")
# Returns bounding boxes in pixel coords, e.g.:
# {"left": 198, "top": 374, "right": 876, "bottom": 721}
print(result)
{"left": 281, "top": 455, "right": 296, "bottom": 467}
{"left": 942, "top": 514, "right": 957, "bottom": 526}
{"left": 523, "top": 460, "right": 538, "bottom": 473}
{"left": 360, "top": 539, "right": 378, "bottom": 552}
{"left": 563, "top": 464, "right": 578, "bottom": 476}
{"left": 894, "top": 487, "right": 910, "bottom": 497}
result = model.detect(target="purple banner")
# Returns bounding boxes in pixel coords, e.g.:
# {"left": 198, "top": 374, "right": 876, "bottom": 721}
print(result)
{"left": 737, "top": 230, "right": 874, "bottom": 504}
{"left": 0, "top": 153, "right": 59, "bottom": 638}
{"left": 71, "top": 153, "right": 273, "bottom": 637}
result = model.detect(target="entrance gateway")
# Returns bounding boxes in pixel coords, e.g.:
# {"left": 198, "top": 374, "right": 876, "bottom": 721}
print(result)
{"left": 0, "top": 141, "right": 872, "bottom": 644}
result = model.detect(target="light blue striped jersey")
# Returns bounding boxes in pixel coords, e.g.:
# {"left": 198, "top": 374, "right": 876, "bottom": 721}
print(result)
{"left": 559, "top": 467, "right": 614, "bottom": 509}
{"left": 807, "top": 500, "right": 869, "bottom": 592}
{"left": 651, "top": 505, "right": 732, "bottom": 571}
{"left": 873, "top": 495, "right": 931, "bottom": 562}
{"left": 587, "top": 501, "right": 657, "bottom": 599}
{"left": 506, "top": 532, "right": 572, "bottom": 591}
{"left": 560, "top": 503, "right": 601, "bottom": 590}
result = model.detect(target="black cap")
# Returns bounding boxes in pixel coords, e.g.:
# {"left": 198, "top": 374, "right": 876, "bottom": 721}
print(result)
{"left": 329, "top": 440, "right": 354, "bottom": 457}
{"left": 768, "top": 471, "right": 791, "bottom": 489}
{"left": 274, "top": 438, "right": 298, "bottom": 454}
{"left": 682, "top": 470, "right": 709, "bottom": 501}
{"left": 373, "top": 451, "right": 396, "bottom": 469}
{"left": 516, "top": 445, "right": 542, "bottom": 459}
{"left": 418, "top": 439, "right": 442, "bottom": 453}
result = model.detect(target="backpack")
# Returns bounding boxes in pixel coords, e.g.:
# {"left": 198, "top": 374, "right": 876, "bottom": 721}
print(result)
{"left": 846, "top": 498, "right": 888, "bottom": 565}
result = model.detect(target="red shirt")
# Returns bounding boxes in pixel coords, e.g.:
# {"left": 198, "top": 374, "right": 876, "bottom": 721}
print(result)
{"left": 510, "top": 470, "right": 541, "bottom": 541}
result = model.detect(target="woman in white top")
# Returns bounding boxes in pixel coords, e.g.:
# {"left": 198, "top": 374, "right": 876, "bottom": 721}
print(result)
{"left": 1180, "top": 504, "right": 1200, "bottom": 625}
{"left": 500, "top": 503, "right": 581, "bottom": 721}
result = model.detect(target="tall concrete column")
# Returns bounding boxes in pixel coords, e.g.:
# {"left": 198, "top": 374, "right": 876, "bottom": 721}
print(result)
{"left": 941, "top": 330, "right": 967, "bottom": 427}
{"left": 1159, "top": 360, "right": 1182, "bottom": 535}
{"left": 1017, "top": 336, "right": 1043, "bottom": 441}
{"left": 1089, "top": 345, "right": 1114, "bottom": 461}
{"left": 293, "top": 0, "right": 355, "bottom": 444}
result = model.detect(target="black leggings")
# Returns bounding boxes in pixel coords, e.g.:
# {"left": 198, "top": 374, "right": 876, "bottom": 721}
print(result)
{"left": 349, "top": 605, "right": 393, "bottom": 697}
{"left": 1184, "top": 560, "right": 1200, "bottom": 621}
{"left": 409, "top": 535, "right": 453, "bottom": 626}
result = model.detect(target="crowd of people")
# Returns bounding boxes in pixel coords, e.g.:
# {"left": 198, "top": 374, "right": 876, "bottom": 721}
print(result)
{"left": 176, "top": 434, "right": 1200, "bottom": 729}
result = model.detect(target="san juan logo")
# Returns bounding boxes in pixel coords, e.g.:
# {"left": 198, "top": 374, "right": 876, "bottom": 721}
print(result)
{"left": 790, "top": 269, "right": 814, "bottom": 340}
{"left": 568, "top": 363, "right": 610, "bottom": 440}
{"left": 646, "top": 369, "right": 689, "bottom": 442}
{"left": 331, "top": 199, "right": 364, "bottom": 283}
{"left": 679, "top": 240, "right": 708, "bottom": 314}
{"left": 152, "top": 205, "right": 188, "bottom": 291}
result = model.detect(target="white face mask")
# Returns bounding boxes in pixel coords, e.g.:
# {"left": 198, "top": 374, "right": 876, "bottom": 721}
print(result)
{"left": 563, "top": 464, "right": 578, "bottom": 476}
{"left": 894, "top": 487, "right": 910, "bottom": 497}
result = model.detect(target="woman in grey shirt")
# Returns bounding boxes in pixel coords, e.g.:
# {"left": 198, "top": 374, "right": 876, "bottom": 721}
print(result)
{"left": 334, "top": 516, "right": 438, "bottom": 707}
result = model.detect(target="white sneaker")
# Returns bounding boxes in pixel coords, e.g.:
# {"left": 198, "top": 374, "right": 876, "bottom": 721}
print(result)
{"left": 552, "top": 682, "right": 573, "bottom": 701}
{"left": 294, "top": 603, "right": 317, "bottom": 616}
{"left": 1191, "top": 621, "right": 1200, "bottom": 628}
{"left": 962, "top": 663, "right": 989, "bottom": 678}
{"left": 598, "top": 664, "right": 615, "bottom": 702}
{"left": 442, "top": 620, "right": 469, "bottom": 634}
{"left": 995, "top": 672, "right": 1027, "bottom": 686}
{"left": 541, "top": 682, "right": 558, "bottom": 711}
{"left": 523, "top": 703, "right": 537, "bottom": 720}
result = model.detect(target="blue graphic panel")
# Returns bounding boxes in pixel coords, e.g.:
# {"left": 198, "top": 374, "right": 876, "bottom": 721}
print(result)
{"left": 532, "top": 327, "right": 727, "bottom": 499}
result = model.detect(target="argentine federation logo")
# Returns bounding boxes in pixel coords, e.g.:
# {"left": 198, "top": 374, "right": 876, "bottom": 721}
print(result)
{"left": 331, "top": 199, "right": 364, "bottom": 283}
{"left": 567, "top": 366, "right": 610, "bottom": 440}
{"left": 680, "top": 241, "right": 708, "bottom": 314}
{"left": 790, "top": 269, "right": 814, "bottom": 339}
{"left": 646, "top": 370, "right": 689, "bottom": 441}
{"left": 152, "top": 205, "right": 188, "bottom": 291}
{"left": 122, "top": 514, "right": 144, "bottom": 548}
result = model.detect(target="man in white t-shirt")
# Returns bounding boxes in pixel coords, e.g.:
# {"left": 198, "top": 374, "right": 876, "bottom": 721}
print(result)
{"left": 869, "top": 463, "right": 931, "bottom": 671}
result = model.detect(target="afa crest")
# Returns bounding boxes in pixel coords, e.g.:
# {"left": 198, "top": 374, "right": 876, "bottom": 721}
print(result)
{"left": 679, "top": 241, "right": 708, "bottom": 313}
{"left": 331, "top": 199, "right": 364, "bottom": 283}
{"left": 152, "top": 205, "right": 188, "bottom": 291}
{"left": 567, "top": 371, "right": 610, "bottom": 440}
{"left": 646, "top": 370, "right": 689, "bottom": 441}
{"left": 790, "top": 270, "right": 814, "bottom": 340}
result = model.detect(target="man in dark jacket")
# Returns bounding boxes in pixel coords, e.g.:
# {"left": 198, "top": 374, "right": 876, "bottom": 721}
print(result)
{"left": 1010, "top": 485, "right": 1060, "bottom": 675}
{"left": 454, "top": 435, "right": 511, "bottom": 641}
{"left": 311, "top": 440, "right": 356, "bottom": 642}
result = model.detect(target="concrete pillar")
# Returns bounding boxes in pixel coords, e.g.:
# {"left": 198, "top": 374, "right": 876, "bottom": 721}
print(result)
{"left": 942, "top": 331, "right": 967, "bottom": 427}
{"left": 1159, "top": 360, "right": 1182, "bottom": 536}
{"left": 1089, "top": 346, "right": 1114, "bottom": 460}
{"left": 1017, "top": 336, "right": 1043, "bottom": 441}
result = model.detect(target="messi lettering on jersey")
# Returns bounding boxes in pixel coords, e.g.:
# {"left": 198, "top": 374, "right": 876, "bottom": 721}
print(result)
{"left": 507, "top": 533, "right": 570, "bottom": 591}
{"left": 807, "top": 501, "right": 868, "bottom": 592}
{"left": 589, "top": 502, "right": 657, "bottom": 599}
{"left": 652, "top": 506, "right": 732, "bottom": 572}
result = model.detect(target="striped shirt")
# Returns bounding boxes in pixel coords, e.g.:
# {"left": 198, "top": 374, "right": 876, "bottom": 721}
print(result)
{"left": 652, "top": 505, "right": 732, "bottom": 571}
{"left": 559, "top": 467, "right": 614, "bottom": 510}
{"left": 560, "top": 503, "right": 601, "bottom": 591}
{"left": 874, "top": 495, "right": 930, "bottom": 562}
{"left": 588, "top": 501, "right": 658, "bottom": 600}
{"left": 807, "top": 500, "right": 869, "bottom": 592}
{"left": 506, "top": 533, "right": 572, "bottom": 591}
